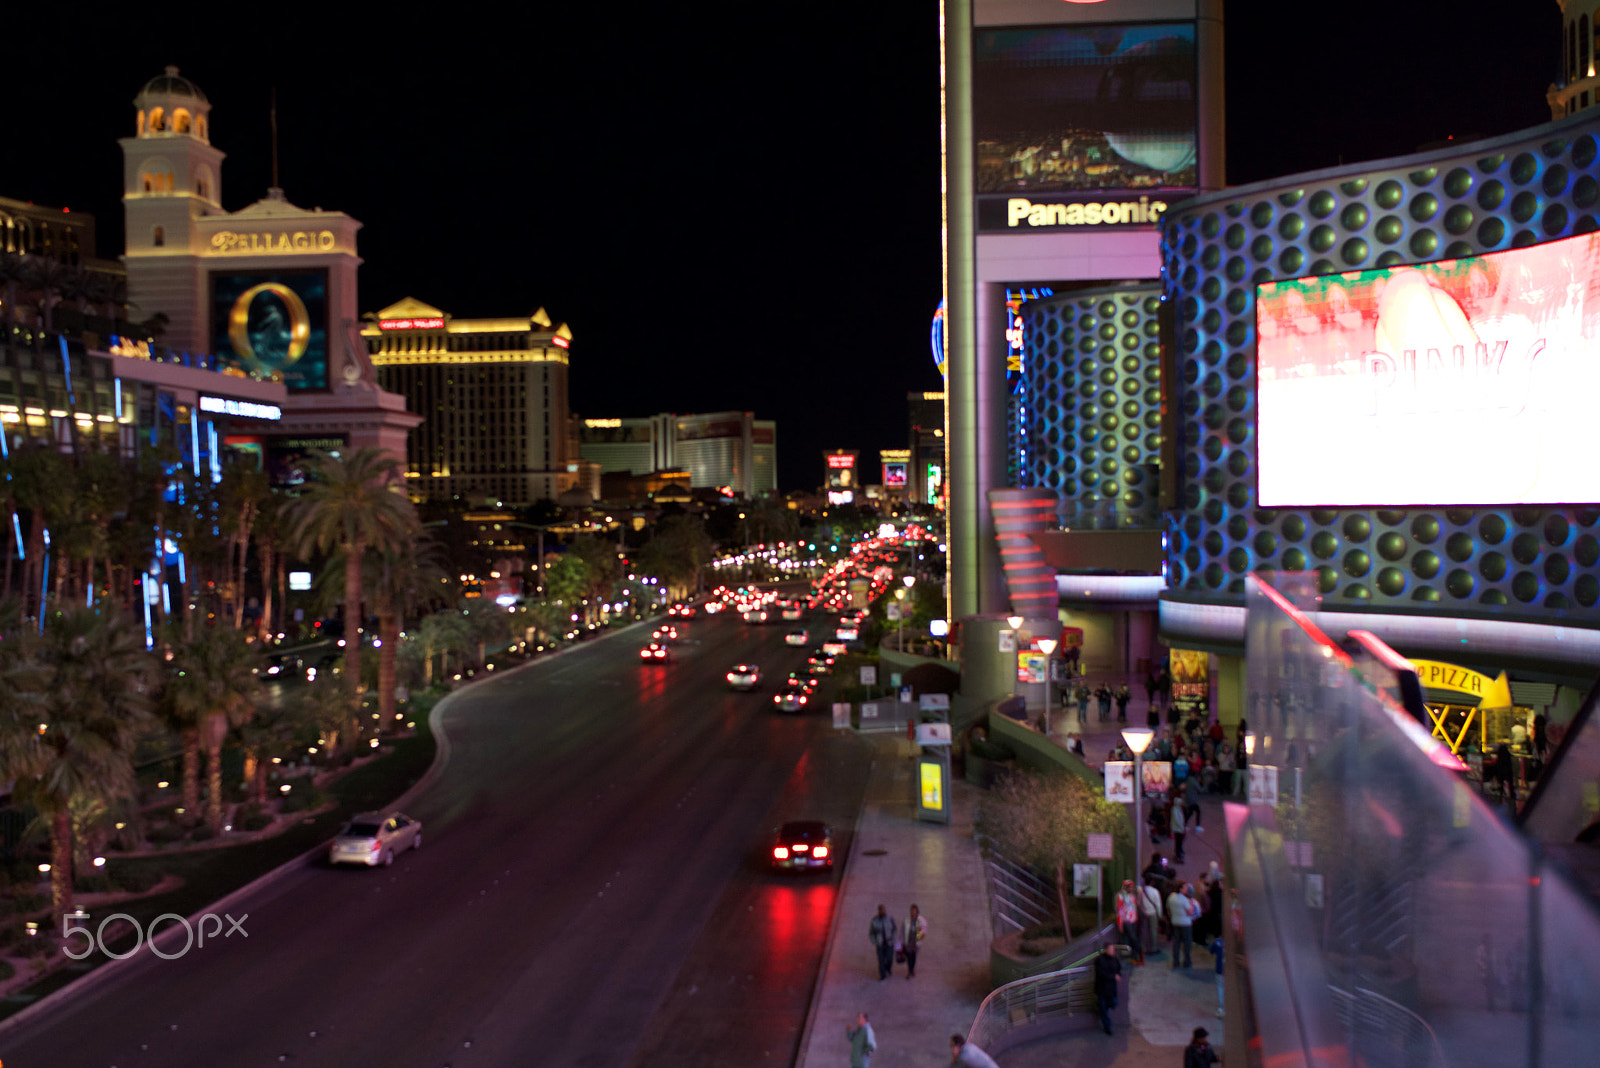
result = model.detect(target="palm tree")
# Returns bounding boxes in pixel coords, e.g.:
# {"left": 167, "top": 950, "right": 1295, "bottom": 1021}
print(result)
{"left": 220, "top": 466, "right": 270, "bottom": 628}
{"left": 289, "top": 450, "right": 416, "bottom": 702}
{"left": 414, "top": 610, "right": 469, "bottom": 687}
{"left": 364, "top": 535, "right": 451, "bottom": 731}
{"left": 10, "top": 445, "right": 72, "bottom": 618}
{"left": 14, "top": 607, "right": 157, "bottom": 924}
{"left": 164, "top": 627, "right": 262, "bottom": 832}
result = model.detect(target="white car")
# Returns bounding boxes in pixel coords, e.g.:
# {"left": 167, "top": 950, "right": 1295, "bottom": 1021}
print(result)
{"left": 726, "top": 664, "right": 763, "bottom": 691}
{"left": 328, "top": 810, "right": 422, "bottom": 867}
{"left": 784, "top": 628, "right": 809, "bottom": 646}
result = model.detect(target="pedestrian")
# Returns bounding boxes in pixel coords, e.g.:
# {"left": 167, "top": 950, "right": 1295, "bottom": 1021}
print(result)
{"left": 1216, "top": 744, "right": 1235, "bottom": 796}
{"left": 950, "top": 1034, "right": 1002, "bottom": 1068}
{"left": 1171, "top": 796, "right": 1188, "bottom": 863}
{"left": 1076, "top": 682, "right": 1091, "bottom": 725}
{"left": 1210, "top": 932, "right": 1225, "bottom": 1018}
{"left": 1096, "top": 683, "right": 1113, "bottom": 722}
{"left": 1183, "top": 789, "right": 1202, "bottom": 835}
{"left": 869, "top": 904, "right": 897, "bottom": 981}
{"left": 1140, "top": 877, "right": 1163, "bottom": 959}
{"left": 1115, "top": 879, "right": 1143, "bottom": 963}
{"left": 1184, "top": 1027, "right": 1219, "bottom": 1068}
{"left": 903, "top": 903, "right": 928, "bottom": 978}
{"left": 1144, "top": 671, "right": 1158, "bottom": 711}
{"left": 847, "top": 1012, "right": 877, "bottom": 1068}
{"left": 1093, "top": 941, "right": 1123, "bottom": 1035}
{"left": 1168, "top": 882, "right": 1198, "bottom": 968}
{"left": 1116, "top": 683, "right": 1130, "bottom": 723}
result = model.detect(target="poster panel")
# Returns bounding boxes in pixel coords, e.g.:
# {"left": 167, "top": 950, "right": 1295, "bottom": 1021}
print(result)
{"left": 210, "top": 270, "right": 330, "bottom": 392}
{"left": 1256, "top": 231, "right": 1600, "bottom": 506}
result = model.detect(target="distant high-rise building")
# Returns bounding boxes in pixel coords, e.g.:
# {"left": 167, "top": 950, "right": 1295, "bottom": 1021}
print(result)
{"left": 362, "top": 297, "right": 576, "bottom": 505}
{"left": 578, "top": 411, "right": 776, "bottom": 498}
{"left": 908, "top": 391, "right": 945, "bottom": 508}
{"left": 1551, "top": 1, "right": 1600, "bottom": 118}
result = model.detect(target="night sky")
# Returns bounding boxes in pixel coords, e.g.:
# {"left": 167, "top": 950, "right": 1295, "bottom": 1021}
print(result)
{"left": 5, "top": 4, "right": 1555, "bottom": 491}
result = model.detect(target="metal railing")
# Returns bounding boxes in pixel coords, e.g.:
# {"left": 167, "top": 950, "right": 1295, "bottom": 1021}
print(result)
{"left": 1328, "top": 985, "right": 1449, "bottom": 1068}
{"left": 976, "top": 833, "right": 1061, "bottom": 937}
{"left": 967, "top": 959, "right": 1098, "bottom": 1053}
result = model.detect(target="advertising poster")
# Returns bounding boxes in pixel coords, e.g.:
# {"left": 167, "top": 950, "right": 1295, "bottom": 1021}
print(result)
{"left": 1142, "top": 760, "right": 1173, "bottom": 795}
{"left": 264, "top": 435, "right": 347, "bottom": 488}
{"left": 1170, "top": 648, "right": 1209, "bottom": 713}
{"left": 1104, "top": 760, "right": 1136, "bottom": 803}
{"left": 882, "top": 461, "right": 908, "bottom": 487}
{"left": 1072, "top": 863, "right": 1102, "bottom": 899}
{"left": 919, "top": 759, "right": 944, "bottom": 811}
{"left": 1017, "top": 650, "right": 1047, "bottom": 684}
{"left": 1257, "top": 231, "right": 1600, "bottom": 506}
{"left": 974, "top": 22, "right": 1197, "bottom": 231}
{"left": 210, "top": 270, "right": 330, "bottom": 391}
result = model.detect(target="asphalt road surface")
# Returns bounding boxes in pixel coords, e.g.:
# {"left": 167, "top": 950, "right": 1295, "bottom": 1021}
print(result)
{"left": 3, "top": 609, "right": 873, "bottom": 1067}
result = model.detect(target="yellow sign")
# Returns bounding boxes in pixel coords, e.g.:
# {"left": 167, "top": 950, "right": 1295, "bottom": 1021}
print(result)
{"left": 227, "top": 283, "right": 311, "bottom": 368}
{"left": 919, "top": 761, "right": 943, "bottom": 811}
{"left": 1007, "top": 196, "right": 1168, "bottom": 228}
{"left": 1411, "top": 660, "right": 1494, "bottom": 701}
{"left": 210, "top": 230, "right": 337, "bottom": 255}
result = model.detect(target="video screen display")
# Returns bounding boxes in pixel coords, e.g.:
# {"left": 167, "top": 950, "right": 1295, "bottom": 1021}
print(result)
{"left": 1256, "top": 232, "right": 1600, "bottom": 507}
{"left": 211, "top": 270, "right": 329, "bottom": 392}
{"left": 883, "top": 462, "right": 908, "bottom": 487}
{"left": 974, "top": 22, "right": 1196, "bottom": 230}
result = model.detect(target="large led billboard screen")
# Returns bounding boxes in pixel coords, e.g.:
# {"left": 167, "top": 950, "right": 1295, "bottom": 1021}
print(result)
{"left": 1256, "top": 232, "right": 1600, "bottom": 507}
{"left": 211, "top": 270, "right": 329, "bottom": 392}
{"left": 974, "top": 22, "right": 1196, "bottom": 232}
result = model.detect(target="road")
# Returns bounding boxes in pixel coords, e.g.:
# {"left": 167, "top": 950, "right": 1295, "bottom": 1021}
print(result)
{"left": 5, "top": 610, "right": 873, "bottom": 1067}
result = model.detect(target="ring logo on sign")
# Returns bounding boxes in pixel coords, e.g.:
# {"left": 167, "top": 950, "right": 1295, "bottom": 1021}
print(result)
{"left": 1007, "top": 196, "right": 1167, "bottom": 228}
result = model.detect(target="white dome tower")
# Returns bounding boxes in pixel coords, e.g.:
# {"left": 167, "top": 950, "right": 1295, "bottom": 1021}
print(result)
{"left": 120, "top": 66, "right": 227, "bottom": 350}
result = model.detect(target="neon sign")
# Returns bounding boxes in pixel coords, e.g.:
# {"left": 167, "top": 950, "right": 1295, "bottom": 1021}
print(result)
{"left": 199, "top": 396, "right": 282, "bottom": 421}
{"left": 826, "top": 454, "right": 856, "bottom": 469}
{"left": 378, "top": 318, "right": 445, "bottom": 330}
{"left": 209, "top": 230, "right": 337, "bottom": 254}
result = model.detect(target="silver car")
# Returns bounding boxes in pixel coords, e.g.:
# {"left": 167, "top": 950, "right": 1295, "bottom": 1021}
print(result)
{"left": 328, "top": 810, "right": 422, "bottom": 867}
{"left": 726, "top": 664, "right": 763, "bottom": 691}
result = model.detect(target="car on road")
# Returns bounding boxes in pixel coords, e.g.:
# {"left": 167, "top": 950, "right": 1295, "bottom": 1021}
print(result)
{"left": 782, "top": 672, "right": 819, "bottom": 697}
{"left": 770, "top": 821, "right": 833, "bottom": 870}
{"left": 784, "top": 628, "right": 809, "bottom": 646}
{"left": 741, "top": 607, "right": 770, "bottom": 624}
{"left": 772, "top": 691, "right": 810, "bottom": 712}
{"left": 651, "top": 625, "right": 679, "bottom": 643}
{"left": 640, "top": 642, "right": 672, "bottom": 663}
{"left": 329, "top": 810, "right": 422, "bottom": 867}
{"left": 726, "top": 663, "right": 762, "bottom": 690}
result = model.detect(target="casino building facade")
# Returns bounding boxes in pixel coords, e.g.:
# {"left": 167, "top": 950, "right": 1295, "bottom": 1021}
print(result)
{"left": 993, "top": 22, "right": 1600, "bottom": 736}
{"left": 361, "top": 298, "right": 576, "bottom": 505}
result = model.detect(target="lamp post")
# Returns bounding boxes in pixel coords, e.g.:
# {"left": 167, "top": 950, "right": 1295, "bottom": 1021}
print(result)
{"left": 1122, "top": 726, "right": 1154, "bottom": 898}
{"left": 1036, "top": 637, "right": 1057, "bottom": 736}
{"left": 896, "top": 574, "right": 916, "bottom": 651}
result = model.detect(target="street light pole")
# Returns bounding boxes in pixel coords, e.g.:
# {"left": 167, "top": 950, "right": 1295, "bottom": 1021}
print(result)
{"left": 1121, "top": 726, "right": 1154, "bottom": 919}
{"left": 1036, "top": 637, "right": 1057, "bottom": 737}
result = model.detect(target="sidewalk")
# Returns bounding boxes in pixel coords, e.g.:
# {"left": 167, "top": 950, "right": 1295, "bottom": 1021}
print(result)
{"left": 799, "top": 683, "right": 1231, "bottom": 1067}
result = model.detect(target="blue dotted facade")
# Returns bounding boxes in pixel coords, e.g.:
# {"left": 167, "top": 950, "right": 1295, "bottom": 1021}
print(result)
{"left": 1155, "top": 111, "right": 1600, "bottom": 621}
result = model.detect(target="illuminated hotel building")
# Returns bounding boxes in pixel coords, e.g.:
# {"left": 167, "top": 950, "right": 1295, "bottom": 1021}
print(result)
{"left": 361, "top": 298, "right": 576, "bottom": 505}
{"left": 578, "top": 411, "right": 776, "bottom": 498}
{"left": 1551, "top": 0, "right": 1600, "bottom": 117}
{"left": 118, "top": 67, "right": 420, "bottom": 468}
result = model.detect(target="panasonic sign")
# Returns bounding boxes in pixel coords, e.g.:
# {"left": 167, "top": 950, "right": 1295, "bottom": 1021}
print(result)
{"left": 199, "top": 396, "right": 282, "bottom": 421}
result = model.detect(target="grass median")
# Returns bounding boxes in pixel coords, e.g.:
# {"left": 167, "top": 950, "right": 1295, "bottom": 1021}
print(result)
{"left": 3, "top": 728, "right": 437, "bottom": 1014}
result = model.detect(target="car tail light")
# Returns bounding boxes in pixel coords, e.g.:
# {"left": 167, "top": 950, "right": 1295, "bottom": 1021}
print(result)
{"left": 369, "top": 840, "right": 382, "bottom": 852}
{"left": 773, "top": 846, "right": 789, "bottom": 860}
{"left": 792, "top": 843, "right": 809, "bottom": 852}
{"left": 798, "top": 696, "right": 807, "bottom": 704}
{"left": 813, "top": 845, "right": 829, "bottom": 859}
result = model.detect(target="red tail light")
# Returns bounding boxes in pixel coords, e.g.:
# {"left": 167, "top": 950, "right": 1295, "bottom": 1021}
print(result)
{"left": 773, "top": 846, "right": 789, "bottom": 860}
{"left": 813, "top": 845, "right": 829, "bottom": 859}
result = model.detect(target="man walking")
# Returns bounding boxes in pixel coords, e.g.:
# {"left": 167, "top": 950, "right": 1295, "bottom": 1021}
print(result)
{"left": 903, "top": 903, "right": 927, "bottom": 978}
{"left": 847, "top": 1012, "right": 877, "bottom": 1067}
{"left": 950, "top": 1035, "right": 1002, "bottom": 1067}
{"left": 868, "top": 905, "right": 897, "bottom": 981}
{"left": 1168, "top": 883, "right": 1198, "bottom": 968}
{"left": 1140, "top": 877, "right": 1164, "bottom": 960}
{"left": 1093, "top": 941, "right": 1123, "bottom": 1035}
{"left": 1171, "top": 794, "right": 1188, "bottom": 863}
{"left": 1115, "top": 879, "right": 1143, "bottom": 963}
{"left": 1184, "top": 1027, "right": 1220, "bottom": 1068}
{"left": 1116, "top": 683, "right": 1131, "bottom": 723}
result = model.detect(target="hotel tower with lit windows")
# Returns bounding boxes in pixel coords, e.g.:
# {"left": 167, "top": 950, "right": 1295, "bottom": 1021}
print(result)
{"left": 362, "top": 298, "right": 577, "bottom": 505}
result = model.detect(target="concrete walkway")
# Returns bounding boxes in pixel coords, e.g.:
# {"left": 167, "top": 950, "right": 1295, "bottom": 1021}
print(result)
{"left": 799, "top": 684, "right": 1231, "bottom": 1067}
